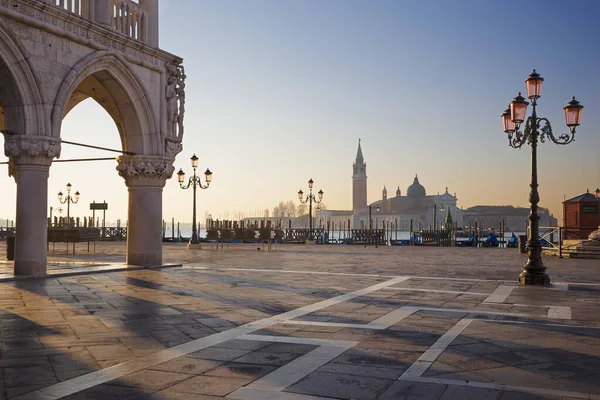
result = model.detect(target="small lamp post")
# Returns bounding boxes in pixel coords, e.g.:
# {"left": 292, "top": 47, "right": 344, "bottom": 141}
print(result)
{"left": 298, "top": 178, "right": 324, "bottom": 239}
{"left": 501, "top": 69, "right": 583, "bottom": 286}
{"left": 58, "top": 183, "right": 80, "bottom": 225}
{"left": 177, "top": 154, "right": 212, "bottom": 248}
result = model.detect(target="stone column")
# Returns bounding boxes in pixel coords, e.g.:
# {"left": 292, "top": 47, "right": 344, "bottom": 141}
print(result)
{"left": 117, "top": 155, "right": 174, "bottom": 266}
{"left": 4, "top": 136, "right": 61, "bottom": 275}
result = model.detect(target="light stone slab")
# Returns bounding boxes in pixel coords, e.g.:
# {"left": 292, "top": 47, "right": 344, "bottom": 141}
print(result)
{"left": 367, "top": 306, "right": 419, "bottom": 328}
{"left": 547, "top": 306, "right": 572, "bottom": 319}
{"left": 400, "top": 318, "right": 473, "bottom": 379}
{"left": 483, "top": 285, "right": 514, "bottom": 303}
{"left": 246, "top": 345, "right": 351, "bottom": 391}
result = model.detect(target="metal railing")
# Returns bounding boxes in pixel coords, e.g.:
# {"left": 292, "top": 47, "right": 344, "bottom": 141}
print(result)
{"left": 537, "top": 226, "right": 599, "bottom": 258}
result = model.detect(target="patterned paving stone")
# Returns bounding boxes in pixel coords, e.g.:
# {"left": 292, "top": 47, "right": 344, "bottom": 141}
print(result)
{"left": 167, "top": 375, "right": 249, "bottom": 397}
{"left": 287, "top": 371, "right": 395, "bottom": 400}
{"left": 379, "top": 380, "right": 448, "bottom": 400}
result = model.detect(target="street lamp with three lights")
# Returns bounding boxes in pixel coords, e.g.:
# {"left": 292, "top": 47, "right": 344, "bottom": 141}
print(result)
{"left": 298, "top": 179, "right": 323, "bottom": 239}
{"left": 57, "top": 183, "right": 80, "bottom": 224}
{"left": 501, "top": 69, "right": 583, "bottom": 286}
{"left": 177, "top": 154, "right": 212, "bottom": 248}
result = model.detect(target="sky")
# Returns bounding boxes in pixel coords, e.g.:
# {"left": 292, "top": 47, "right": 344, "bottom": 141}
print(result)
{"left": 1, "top": 0, "right": 600, "bottom": 225}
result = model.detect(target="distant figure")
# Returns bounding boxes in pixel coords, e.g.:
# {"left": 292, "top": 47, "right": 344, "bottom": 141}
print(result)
{"left": 323, "top": 232, "right": 329, "bottom": 244}
{"left": 485, "top": 232, "right": 499, "bottom": 247}
{"left": 509, "top": 233, "right": 518, "bottom": 248}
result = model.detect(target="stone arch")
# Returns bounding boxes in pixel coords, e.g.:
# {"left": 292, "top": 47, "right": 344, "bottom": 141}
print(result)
{"left": 0, "top": 24, "right": 45, "bottom": 136}
{"left": 51, "top": 51, "right": 159, "bottom": 155}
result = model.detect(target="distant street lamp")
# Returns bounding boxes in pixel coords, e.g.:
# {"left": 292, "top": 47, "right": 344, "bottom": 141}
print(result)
{"left": 298, "top": 179, "right": 323, "bottom": 239}
{"left": 58, "top": 183, "right": 79, "bottom": 224}
{"left": 177, "top": 154, "right": 212, "bottom": 247}
{"left": 368, "top": 204, "right": 380, "bottom": 230}
{"left": 501, "top": 69, "right": 583, "bottom": 286}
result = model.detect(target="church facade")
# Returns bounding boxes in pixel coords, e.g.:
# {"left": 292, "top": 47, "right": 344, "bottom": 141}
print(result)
{"left": 319, "top": 141, "right": 464, "bottom": 230}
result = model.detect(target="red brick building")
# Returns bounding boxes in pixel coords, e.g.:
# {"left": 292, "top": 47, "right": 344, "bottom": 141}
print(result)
{"left": 563, "top": 191, "right": 600, "bottom": 239}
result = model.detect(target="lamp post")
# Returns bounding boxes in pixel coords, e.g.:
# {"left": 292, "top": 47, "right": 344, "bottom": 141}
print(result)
{"left": 58, "top": 183, "right": 80, "bottom": 225}
{"left": 501, "top": 69, "right": 583, "bottom": 286}
{"left": 177, "top": 154, "right": 212, "bottom": 247}
{"left": 368, "top": 204, "right": 380, "bottom": 230}
{"left": 298, "top": 179, "right": 323, "bottom": 239}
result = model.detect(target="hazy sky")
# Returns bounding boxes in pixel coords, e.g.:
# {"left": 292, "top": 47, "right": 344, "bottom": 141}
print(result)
{"left": 1, "top": 0, "right": 600, "bottom": 225}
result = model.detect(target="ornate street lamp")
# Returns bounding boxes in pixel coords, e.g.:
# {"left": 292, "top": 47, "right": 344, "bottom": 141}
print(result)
{"left": 177, "top": 154, "right": 212, "bottom": 247}
{"left": 501, "top": 69, "right": 583, "bottom": 286}
{"left": 368, "top": 204, "right": 380, "bottom": 230}
{"left": 57, "top": 182, "right": 80, "bottom": 224}
{"left": 298, "top": 178, "right": 324, "bottom": 239}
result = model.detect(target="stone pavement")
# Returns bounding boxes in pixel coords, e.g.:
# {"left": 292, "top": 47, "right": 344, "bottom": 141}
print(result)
{"left": 0, "top": 242, "right": 598, "bottom": 399}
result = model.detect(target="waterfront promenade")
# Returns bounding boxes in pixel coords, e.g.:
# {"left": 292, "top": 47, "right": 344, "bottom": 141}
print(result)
{"left": 0, "top": 242, "right": 598, "bottom": 399}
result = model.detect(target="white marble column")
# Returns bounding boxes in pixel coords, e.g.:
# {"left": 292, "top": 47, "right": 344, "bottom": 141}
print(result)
{"left": 117, "top": 155, "right": 174, "bottom": 266}
{"left": 4, "top": 136, "right": 61, "bottom": 275}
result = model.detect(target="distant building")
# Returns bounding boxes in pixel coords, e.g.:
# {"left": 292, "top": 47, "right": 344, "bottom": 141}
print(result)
{"left": 462, "top": 205, "right": 557, "bottom": 232}
{"left": 319, "top": 141, "right": 464, "bottom": 230}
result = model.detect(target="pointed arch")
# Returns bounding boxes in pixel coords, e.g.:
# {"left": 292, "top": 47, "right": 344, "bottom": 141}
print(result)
{"left": 0, "top": 24, "right": 45, "bottom": 136}
{"left": 51, "top": 50, "right": 159, "bottom": 155}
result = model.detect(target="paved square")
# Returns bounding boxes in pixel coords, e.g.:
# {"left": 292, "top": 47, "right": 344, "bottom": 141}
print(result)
{"left": 0, "top": 242, "right": 599, "bottom": 399}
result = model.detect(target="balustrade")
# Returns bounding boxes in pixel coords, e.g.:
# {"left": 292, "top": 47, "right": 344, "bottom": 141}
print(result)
{"left": 110, "top": 0, "right": 147, "bottom": 42}
{"left": 47, "top": 0, "right": 149, "bottom": 44}
{"left": 51, "top": 0, "right": 91, "bottom": 18}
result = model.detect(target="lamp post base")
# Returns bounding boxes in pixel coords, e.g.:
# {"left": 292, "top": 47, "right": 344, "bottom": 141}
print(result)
{"left": 187, "top": 243, "right": 202, "bottom": 250}
{"left": 519, "top": 270, "right": 550, "bottom": 286}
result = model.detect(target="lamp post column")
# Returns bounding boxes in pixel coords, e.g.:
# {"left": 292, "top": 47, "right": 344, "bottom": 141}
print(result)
{"left": 308, "top": 190, "right": 313, "bottom": 235}
{"left": 66, "top": 194, "right": 71, "bottom": 221}
{"left": 191, "top": 167, "right": 199, "bottom": 244}
{"left": 521, "top": 101, "right": 548, "bottom": 285}
{"left": 369, "top": 205, "right": 372, "bottom": 230}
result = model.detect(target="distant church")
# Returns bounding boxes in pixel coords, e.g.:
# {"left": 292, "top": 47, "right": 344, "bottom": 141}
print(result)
{"left": 321, "top": 140, "right": 464, "bottom": 230}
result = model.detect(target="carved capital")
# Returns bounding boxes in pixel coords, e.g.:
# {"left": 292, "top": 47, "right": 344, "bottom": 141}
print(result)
{"left": 3, "top": 135, "right": 61, "bottom": 166}
{"left": 116, "top": 155, "right": 174, "bottom": 188}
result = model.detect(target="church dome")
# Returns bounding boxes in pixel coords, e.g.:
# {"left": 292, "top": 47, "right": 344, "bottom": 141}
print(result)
{"left": 407, "top": 175, "right": 426, "bottom": 198}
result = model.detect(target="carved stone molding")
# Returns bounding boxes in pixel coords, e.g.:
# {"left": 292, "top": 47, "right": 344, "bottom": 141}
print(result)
{"left": 116, "top": 155, "right": 174, "bottom": 188}
{"left": 3, "top": 135, "right": 61, "bottom": 166}
{"left": 165, "top": 137, "right": 182, "bottom": 158}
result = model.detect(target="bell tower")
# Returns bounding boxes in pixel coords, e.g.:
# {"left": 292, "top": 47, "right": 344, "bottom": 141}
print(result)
{"left": 352, "top": 139, "right": 367, "bottom": 211}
